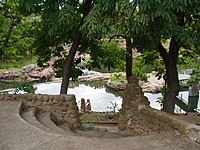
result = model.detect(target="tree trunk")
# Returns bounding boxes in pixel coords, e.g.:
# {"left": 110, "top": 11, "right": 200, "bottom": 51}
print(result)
{"left": 125, "top": 37, "right": 133, "bottom": 82}
{"left": 60, "top": 0, "right": 92, "bottom": 94}
{"left": 0, "top": 48, "right": 4, "bottom": 61}
{"left": 158, "top": 38, "right": 180, "bottom": 114}
{"left": 4, "top": 18, "right": 21, "bottom": 47}
{"left": 60, "top": 34, "right": 82, "bottom": 94}
{"left": 163, "top": 61, "right": 180, "bottom": 113}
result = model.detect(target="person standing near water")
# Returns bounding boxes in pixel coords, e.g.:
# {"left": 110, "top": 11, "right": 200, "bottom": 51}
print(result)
{"left": 86, "top": 99, "right": 92, "bottom": 112}
{"left": 80, "top": 98, "right": 86, "bottom": 112}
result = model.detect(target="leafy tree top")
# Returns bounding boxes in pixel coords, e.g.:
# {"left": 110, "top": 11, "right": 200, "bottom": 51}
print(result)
{"left": 130, "top": 0, "right": 200, "bottom": 50}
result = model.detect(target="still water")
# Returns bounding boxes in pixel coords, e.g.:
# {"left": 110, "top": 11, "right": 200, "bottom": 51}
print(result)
{"left": 34, "top": 82, "right": 200, "bottom": 112}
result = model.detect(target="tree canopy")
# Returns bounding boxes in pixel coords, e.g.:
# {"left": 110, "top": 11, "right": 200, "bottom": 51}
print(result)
{"left": 0, "top": 0, "right": 38, "bottom": 65}
{"left": 1, "top": 0, "right": 199, "bottom": 113}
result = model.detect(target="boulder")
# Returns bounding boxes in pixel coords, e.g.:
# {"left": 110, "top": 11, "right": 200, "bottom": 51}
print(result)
{"left": 21, "top": 64, "right": 55, "bottom": 82}
{"left": 21, "top": 64, "right": 37, "bottom": 73}
{"left": 40, "top": 67, "right": 55, "bottom": 81}
{"left": 107, "top": 80, "right": 126, "bottom": 91}
{"left": 0, "top": 71, "right": 21, "bottom": 80}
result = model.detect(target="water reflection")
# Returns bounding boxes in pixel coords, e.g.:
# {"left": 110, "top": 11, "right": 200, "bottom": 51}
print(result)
{"left": 35, "top": 82, "right": 122, "bottom": 112}
{"left": 34, "top": 82, "right": 200, "bottom": 112}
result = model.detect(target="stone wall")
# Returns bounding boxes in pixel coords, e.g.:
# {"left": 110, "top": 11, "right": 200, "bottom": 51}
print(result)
{"left": 118, "top": 76, "right": 152, "bottom": 136}
{"left": 118, "top": 76, "right": 200, "bottom": 136}
{"left": 0, "top": 94, "right": 81, "bottom": 129}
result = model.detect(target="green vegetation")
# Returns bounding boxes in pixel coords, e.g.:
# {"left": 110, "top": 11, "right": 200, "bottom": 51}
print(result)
{"left": 107, "top": 101, "right": 119, "bottom": 114}
{"left": 81, "top": 122, "right": 97, "bottom": 131}
{"left": 0, "top": 80, "right": 36, "bottom": 94}
{"left": 80, "top": 112, "right": 119, "bottom": 123}
{"left": 0, "top": 56, "right": 37, "bottom": 73}
{"left": 0, "top": 0, "right": 199, "bottom": 114}
{"left": 110, "top": 73, "right": 126, "bottom": 83}
{"left": 89, "top": 42, "right": 126, "bottom": 72}
{"left": 0, "top": 0, "right": 38, "bottom": 65}
{"left": 0, "top": 81, "right": 18, "bottom": 91}
{"left": 14, "top": 82, "right": 37, "bottom": 94}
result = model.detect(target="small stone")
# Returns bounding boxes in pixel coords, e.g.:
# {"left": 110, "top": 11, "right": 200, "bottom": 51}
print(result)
{"left": 44, "top": 97, "right": 49, "bottom": 102}
{"left": 118, "top": 129, "right": 132, "bottom": 137}
{"left": 73, "top": 123, "right": 81, "bottom": 129}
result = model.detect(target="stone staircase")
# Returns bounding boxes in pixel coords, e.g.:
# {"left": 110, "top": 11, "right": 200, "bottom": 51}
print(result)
{"left": 20, "top": 106, "right": 122, "bottom": 138}
{"left": 20, "top": 107, "right": 74, "bottom": 136}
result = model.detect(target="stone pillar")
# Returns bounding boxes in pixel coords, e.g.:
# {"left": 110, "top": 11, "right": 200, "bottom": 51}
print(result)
{"left": 80, "top": 98, "right": 86, "bottom": 112}
{"left": 118, "top": 76, "right": 150, "bottom": 136}
{"left": 188, "top": 83, "right": 199, "bottom": 112}
{"left": 189, "top": 83, "right": 199, "bottom": 97}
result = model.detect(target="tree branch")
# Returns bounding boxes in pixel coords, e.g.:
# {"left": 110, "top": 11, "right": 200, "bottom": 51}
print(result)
{"left": 169, "top": 37, "right": 179, "bottom": 63}
{"left": 4, "top": 23, "right": 15, "bottom": 47}
{"left": 109, "top": 34, "right": 126, "bottom": 42}
{"left": 158, "top": 42, "right": 168, "bottom": 63}
{"left": 4, "top": 19, "right": 21, "bottom": 47}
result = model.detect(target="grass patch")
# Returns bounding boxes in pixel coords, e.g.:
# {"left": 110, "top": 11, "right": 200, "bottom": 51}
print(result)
{"left": 81, "top": 122, "right": 98, "bottom": 131}
{"left": 80, "top": 112, "right": 119, "bottom": 123}
{"left": 0, "top": 81, "right": 18, "bottom": 90}
{"left": 0, "top": 57, "right": 37, "bottom": 73}
{"left": 0, "top": 67, "right": 20, "bottom": 73}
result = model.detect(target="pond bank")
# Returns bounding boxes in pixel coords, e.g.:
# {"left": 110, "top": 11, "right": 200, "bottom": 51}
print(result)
{"left": 77, "top": 71, "right": 165, "bottom": 92}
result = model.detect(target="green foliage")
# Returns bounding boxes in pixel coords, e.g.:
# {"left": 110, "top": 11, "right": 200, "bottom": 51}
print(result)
{"left": 107, "top": 101, "right": 118, "bottom": 113}
{"left": 178, "top": 50, "right": 200, "bottom": 69}
{"left": 132, "top": 67, "right": 149, "bottom": 82}
{"left": 110, "top": 73, "right": 126, "bottom": 82}
{"left": 71, "top": 67, "right": 83, "bottom": 81}
{"left": 81, "top": 0, "right": 117, "bottom": 40}
{"left": 14, "top": 82, "right": 37, "bottom": 94}
{"left": 18, "top": 0, "right": 83, "bottom": 81}
{"left": 187, "top": 64, "right": 200, "bottom": 86}
{"left": 90, "top": 42, "right": 126, "bottom": 71}
{"left": 178, "top": 50, "right": 200, "bottom": 86}
{"left": 156, "top": 97, "right": 164, "bottom": 108}
{"left": 0, "top": 81, "right": 18, "bottom": 91}
{"left": 81, "top": 122, "right": 97, "bottom": 131}
{"left": 0, "top": 56, "right": 37, "bottom": 73}
{"left": 131, "top": 51, "right": 163, "bottom": 81}
{"left": 132, "top": 0, "right": 200, "bottom": 49}
{"left": 161, "top": 86, "right": 171, "bottom": 94}
{"left": 0, "top": 0, "right": 38, "bottom": 65}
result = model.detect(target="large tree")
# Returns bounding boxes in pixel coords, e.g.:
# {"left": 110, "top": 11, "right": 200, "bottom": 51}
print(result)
{"left": 81, "top": 0, "right": 136, "bottom": 81}
{"left": 129, "top": 0, "right": 200, "bottom": 113}
{"left": 19, "top": 0, "right": 95, "bottom": 94}
{"left": 19, "top": 0, "right": 120, "bottom": 94}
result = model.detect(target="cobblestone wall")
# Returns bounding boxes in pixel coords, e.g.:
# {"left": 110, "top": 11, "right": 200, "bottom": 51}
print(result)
{"left": 118, "top": 76, "right": 191, "bottom": 136}
{"left": 0, "top": 94, "right": 81, "bottom": 129}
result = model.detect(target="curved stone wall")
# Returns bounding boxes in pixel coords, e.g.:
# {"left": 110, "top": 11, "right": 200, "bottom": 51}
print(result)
{"left": 0, "top": 94, "right": 81, "bottom": 129}
{"left": 118, "top": 76, "right": 200, "bottom": 137}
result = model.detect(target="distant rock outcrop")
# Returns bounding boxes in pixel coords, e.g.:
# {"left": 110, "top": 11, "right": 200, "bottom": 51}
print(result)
{"left": 0, "top": 64, "right": 55, "bottom": 82}
{"left": 21, "top": 64, "right": 55, "bottom": 82}
{"left": 0, "top": 71, "right": 21, "bottom": 80}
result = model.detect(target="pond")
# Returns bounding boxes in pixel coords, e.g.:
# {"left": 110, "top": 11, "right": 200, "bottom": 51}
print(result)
{"left": 34, "top": 82, "right": 200, "bottom": 112}
{"left": 35, "top": 82, "right": 122, "bottom": 112}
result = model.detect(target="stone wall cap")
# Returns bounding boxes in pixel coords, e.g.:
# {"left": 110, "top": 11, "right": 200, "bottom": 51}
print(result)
{"left": 187, "top": 124, "right": 200, "bottom": 132}
{"left": 128, "top": 76, "right": 139, "bottom": 84}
